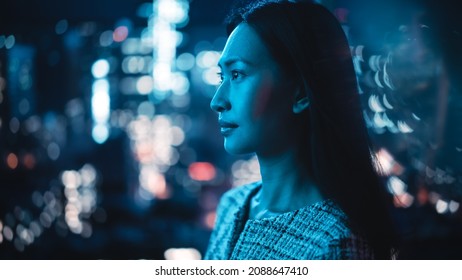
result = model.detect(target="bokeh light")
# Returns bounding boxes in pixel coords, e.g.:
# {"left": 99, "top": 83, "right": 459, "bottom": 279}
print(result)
{"left": 6, "top": 153, "right": 19, "bottom": 169}
{"left": 188, "top": 162, "right": 216, "bottom": 181}
{"left": 91, "top": 59, "right": 110, "bottom": 79}
{"left": 164, "top": 248, "right": 201, "bottom": 260}
{"left": 113, "top": 26, "right": 129, "bottom": 42}
{"left": 55, "top": 19, "right": 69, "bottom": 35}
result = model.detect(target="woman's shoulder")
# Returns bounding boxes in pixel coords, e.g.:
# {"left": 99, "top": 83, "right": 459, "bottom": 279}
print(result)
{"left": 296, "top": 200, "right": 375, "bottom": 259}
{"left": 296, "top": 199, "right": 351, "bottom": 233}
{"left": 291, "top": 201, "right": 352, "bottom": 242}
{"left": 204, "top": 182, "right": 262, "bottom": 260}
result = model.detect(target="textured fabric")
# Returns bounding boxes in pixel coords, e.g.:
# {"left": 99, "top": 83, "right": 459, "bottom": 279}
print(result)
{"left": 204, "top": 181, "right": 375, "bottom": 260}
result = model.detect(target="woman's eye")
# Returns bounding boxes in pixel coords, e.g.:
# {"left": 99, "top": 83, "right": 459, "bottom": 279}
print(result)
{"left": 217, "top": 72, "right": 224, "bottom": 84}
{"left": 231, "top": 70, "right": 242, "bottom": 80}
{"left": 217, "top": 70, "right": 244, "bottom": 83}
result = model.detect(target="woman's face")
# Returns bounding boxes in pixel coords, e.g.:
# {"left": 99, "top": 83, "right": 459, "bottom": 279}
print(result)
{"left": 210, "top": 23, "right": 298, "bottom": 156}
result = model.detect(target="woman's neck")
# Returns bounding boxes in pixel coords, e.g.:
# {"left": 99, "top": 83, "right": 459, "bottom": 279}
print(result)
{"left": 254, "top": 149, "right": 324, "bottom": 216}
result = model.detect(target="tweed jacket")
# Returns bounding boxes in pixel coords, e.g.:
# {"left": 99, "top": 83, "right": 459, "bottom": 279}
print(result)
{"left": 204, "top": 181, "right": 374, "bottom": 259}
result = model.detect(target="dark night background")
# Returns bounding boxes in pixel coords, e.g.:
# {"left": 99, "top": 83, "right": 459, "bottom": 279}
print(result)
{"left": 0, "top": 0, "right": 461, "bottom": 259}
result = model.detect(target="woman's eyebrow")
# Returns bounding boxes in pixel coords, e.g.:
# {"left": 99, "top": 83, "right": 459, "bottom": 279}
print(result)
{"left": 218, "top": 57, "right": 254, "bottom": 68}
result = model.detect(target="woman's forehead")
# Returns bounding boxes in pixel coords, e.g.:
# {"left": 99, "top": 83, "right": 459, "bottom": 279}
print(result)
{"left": 218, "top": 23, "right": 272, "bottom": 68}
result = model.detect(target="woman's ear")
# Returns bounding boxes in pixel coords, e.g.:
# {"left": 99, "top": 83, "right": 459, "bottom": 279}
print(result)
{"left": 292, "top": 87, "right": 310, "bottom": 114}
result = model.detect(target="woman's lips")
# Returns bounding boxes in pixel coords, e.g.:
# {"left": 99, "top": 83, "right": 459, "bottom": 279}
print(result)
{"left": 218, "top": 120, "right": 238, "bottom": 136}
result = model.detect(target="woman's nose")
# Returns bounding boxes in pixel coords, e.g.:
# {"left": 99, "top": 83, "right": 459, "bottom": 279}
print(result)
{"left": 210, "top": 84, "right": 231, "bottom": 113}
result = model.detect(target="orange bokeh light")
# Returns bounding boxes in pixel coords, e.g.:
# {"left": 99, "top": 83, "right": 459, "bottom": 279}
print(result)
{"left": 6, "top": 153, "right": 18, "bottom": 169}
{"left": 203, "top": 211, "right": 216, "bottom": 230}
{"left": 188, "top": 162, "right": 216, "bottom": 181}
{"left": 23, "top": 153, "right": 36, "bottom": 169}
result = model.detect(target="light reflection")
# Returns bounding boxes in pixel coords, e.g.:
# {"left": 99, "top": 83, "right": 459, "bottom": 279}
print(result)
{"left": 449, "top": 201, "right": 460, "bottom": 213}
{"left": 137, "top": 101, "right": 155, "bottom": 118}
{"left": 24, "top": 115, "right": 41, "bottom": 133}
{"left": 99, "top": 30, "right": 114, "bottom": 47}
{"left": 9, "top": 117, "right": 20, "bottom": 133}
{"left": 393, "top": 193, "right": 414, "bottom": 208}
{"left": 91, "top": 59, "right": 110, "bottom": 79}
{"left": 368, "top": 95, "right": 385, "bottom": 113}
{"left": 164, "top": 248, "right": 201, "bottom": 260}
{"left": 3, "top": 226, "right": 13, "bottom": 241}
{"left": 397, "top": 120, "right": 413, "bottom": 133}
{"left": 171, "top": 73, "right": 189, "bottom": 95}
{"left": 137, "top": 2, "right": 153, "bottom": 18}
{"left": 127, "top": 114, "right": 186, "bottom": 202}
{"left": 61, "top": 170, "right": 81, "bottom": 189}
{"left": 80, "top": 164, "right": 97, "bottom": 187}
{"left": 55, "top": 19, "right": 69, "bottom": 35}
{"left": 170, "top": 126, "right": 184, "bottom": 146}
{"left": 231, "top": 156, "right": 262, "bottom": 187}
{"left": 436, "top": 199, "right": 449, "bottom": 214}
{"left": 153, "top": 62, "right": 172, "bottom": 92}
{"left": 121, "top": 39, "right": 140, "bottom": 55}
{"left": 1, "top": 162, "right": 100, "bottom": 251}
{"left": 38, "top": 211, "right": 53, "bottom": 228}
{"left": 203, "top": 211, "right": 216, "bottom": 230}
{"left": 18, "top": 98, "right": 30, "bottom": 115}
{"left": 196, "top": 51, "right": 220, "bottom": 69}
{"left": 7, "top": 153, "right": 19, "bottom": 169}
{"left": 5, "top": 35, "right": 15, "bottom": 49}
{"left": 113, "top": 26, "right": 129, "bottom": 42}
{"left": 176, "top": 53, "right": 195, "bottom": 71}
{"left": 156, "top": 0, "right": 189, "bottom": 24}
{"left": 170, "top": 93, "right": 190, "bottom": 108}
{"left": 375, "top": 148, "right": 403, "bottom": 176}
{"left": 32, "top": 191, "right": 43, "bottom": 208}
{"left": 47, "top": 142, "right": 60, "bottom": 160}
{"left": 387, "top": 176, "right": 407, "bottom": 195}
{"left": 92, "top": 124, "right": 110, "bottom": 144}
{"left": 139, "top": 167, "right": 171, "bottom": 199}
{"left": 202, "top": 66, "right": 221, "bottom": 86}
{"left": 136, "top": 76, "right": 154, "bottom": 94}
{"left": 29, "top": 221, "right": 42, "bottom": 238}
{"left": 62, "top": 165, "right": 98, "bottom": 237}
{"left": 91, "top": 79, "right": 110, "bottom": 121}
{"left": 188, "top": 162, "right": 216, "bottom": 182}
{"left": 91, "top": 78, "right": 111, "bottom": 144}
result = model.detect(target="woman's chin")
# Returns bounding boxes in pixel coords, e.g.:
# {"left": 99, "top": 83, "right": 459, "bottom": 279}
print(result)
{"left": 224, "top": 141, "right": 253, "bottom": 155}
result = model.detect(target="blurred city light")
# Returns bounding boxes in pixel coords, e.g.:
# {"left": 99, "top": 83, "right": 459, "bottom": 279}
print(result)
{"left": 91, "top": 78, "right": 110, "bottom": 144}
{"left": 55, "top": 19, "right": 69, "bottom": 35}
{"left": 176, "top": 53, "right": 195, "bottom": 71}
{"left": 113, "top": 26, "right": 129, "bottom": 42}
{"left": 188, "top": 162, "right": 216, "bottom": 181}
{"left": 164, "top": 248, "right": 201, "bottom": 260}
{"left": 91, "top": 59, "right": 110, "bottom": 79}
{"left": 99, "top": 30, "right": 114, "bottom": 47}
{"left": 4, "top": 35, "right": 15, "bottom": 49}
{"left": 387, "top": 176, "right": 407, "bottom": 195}
{"left": 231, "top": 156, "right": 261, "bottom": 187}
{"left": 6, "top": 153, "right": 19, "bottom": 169}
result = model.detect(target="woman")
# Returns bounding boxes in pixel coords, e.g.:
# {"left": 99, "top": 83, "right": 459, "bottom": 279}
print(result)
{"left": 205, "top": 0, "right": 395, "bottom": 259}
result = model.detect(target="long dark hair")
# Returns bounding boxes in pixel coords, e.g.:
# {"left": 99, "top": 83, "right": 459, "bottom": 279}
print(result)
{"left": 226, "top": 0, "right": 396, "bottom": 259}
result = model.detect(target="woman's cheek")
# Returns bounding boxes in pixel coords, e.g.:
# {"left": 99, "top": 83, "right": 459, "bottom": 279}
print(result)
{"left": 253, "top": 78, "right": 275, "bottom": 118}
